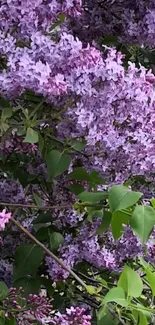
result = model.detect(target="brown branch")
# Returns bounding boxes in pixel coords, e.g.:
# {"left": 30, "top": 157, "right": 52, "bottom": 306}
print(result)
{"left": 11, "top": 216, "right": 86, "bottom": 289}
{"left": 0, "top": 202, "right": 107, "bottom": 210}
{"left": 0, "top": 202, "right": 70, "bottom": 210}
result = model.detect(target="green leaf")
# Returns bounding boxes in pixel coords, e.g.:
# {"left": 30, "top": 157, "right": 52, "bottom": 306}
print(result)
{"left": 0, "top": 98, "right": 11, "bottom": 108}
{"left": 145, "top": 268, "right": 155, "bottom": 296}
{"left": 67, "top": 184, "right": 85, "bottom": 195}
{"left": 58, "top": 13, "right": 66, "bottom": 22}
{"left": 87, "top": 207, "right": 104, "bottom": 219}
{"left": 86, "top": 285, "right": 97, "bottom": 295}
{"left": 14, "top": 277, "right": 41, "bottom": 297}
{"left": 13, "top": 244, "right": 44, "bottom": 281}
{"left": 54, "top": 153, "right": 71, "bottom": 177}
{"left": 68, "top": 167, "right": 90, "bottom": 181}
{"left": 33, "top": 212, "right": 53, "bottom": 224}
{"left": 130, "top": 205, "right": 155, "bottom": 243}
{"left": 46, "top": 150, "right": 71, "bottom": 179}
{"left": 96, "top": 211, "right": 112, "bottom": 234}
{"left": 0, "top": 282, "right": 9, "bottom": 301}
{"left": 69, "top": 139, "right": 86, "bottom": 152}
{"left": 17, "top": 127, "right": 25, "bottom": 136}
{"left": 98, "top": 309, "right": 118, "bottom": 325}
{"left": 118, "top": 265, "right": 143, "bottom": 298}
{"left": 77, "top": 191, "right": 108, "bottom": 203}
{"left": 103, "top": 287, "right": 128, "bottom": 307}
{"left": 50, "top": 232, "right": 64, "bottom": 251}
{"left": 24, "top": 127, "right": 39, "bottom": 144}
{"left": 36, "top": 227, "right": 49, "bottom": 241}
{"left": 38, "top": 133, "right": 44, "bottom": 152}
{"left": 111, "top": 211, "right": 129, "bottom": 239}
{"left": 151, "top": 198, "right": 155, "bottom": 208}
{"left": 99, "top": 278, "right": 108, "bottom": 288}
{"left": 33, "top": 192, "right": 42, "bottom": 206}
{"left": 89, "top": 171, "right": 105, "bottom": 186}
{"left": 109, "top": 185, "right": 142, "bottom": 213}
{"left": 5, "top": 318, "right": 17, "bottom": 325}
{"left": 46, "top": 150, "right": 61, "bottom": 178}
{"left": 138, "top": 312, "right": 147, "bottom": 325}
{"left": 0, "top": 318, "right": 5, "bottom": 325}
{"left": 1, "top": 106, "right": 12, "bottom": 120}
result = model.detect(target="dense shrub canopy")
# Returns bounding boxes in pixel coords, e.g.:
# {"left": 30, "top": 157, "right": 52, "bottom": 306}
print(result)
{"left": 1, "top": 1, "right": 155, "bottom": 325}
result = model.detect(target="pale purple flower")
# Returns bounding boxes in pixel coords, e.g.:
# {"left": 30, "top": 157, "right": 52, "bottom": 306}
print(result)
{"left": 0, "top": 210, "right": 12, "bottom": 231}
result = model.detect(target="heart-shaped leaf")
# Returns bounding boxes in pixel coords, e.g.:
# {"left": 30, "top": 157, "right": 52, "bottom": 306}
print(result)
{"left": 109, "top": 185, "right": 142, "bottom": 213}
{"left": 130, "top": 205, "right": 155, "bottom": 243}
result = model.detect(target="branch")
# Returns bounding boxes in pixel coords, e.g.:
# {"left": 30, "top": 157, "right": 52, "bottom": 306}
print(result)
{"left": 107, "top": 306, "right": 126, "bottom": 325}
{"left": 11, "top": 216, "right": 86, "bottom": 289}
{"left": 0, "top": 202, "right": 70, "bottom": 210}
{"left": 0, "top": 202, "right": 107, "bottom": 210}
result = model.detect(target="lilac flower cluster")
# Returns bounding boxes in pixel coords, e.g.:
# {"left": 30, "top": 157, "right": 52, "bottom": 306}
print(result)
{"left": 72, "top": 0, "right": 155, "bottom": 47}
{"left": 0, "top": 136, "right": 37, "bottom": 154}
{"left": 4, "top": 288, "right": 92, "bottom": 325}
{"left": 0, "top": 0, "right": 82, "bottom": 40}
{"left": 0, "top": 259, "right": 13, "bottom": 287}
{"left": 46, "top": 219, "right": 116, "bottom": 281}
{"left": 0, "top": 179, "right": 25, "bottom": 203}
{"left": 46, "top": 220, "right": 155, "bottom": 281}
{"left": 52, "top": 306, "right": 92, "bottom": 325}
{"left": 4, "top": 288, "right": 53, "bottom": 324}
{"left": 52, "top": 178, "right": 84, "bottom": 228}
{"left": 1, "top": 1, "right": 155, "bottom": 184}
{"left": 58, "top": 48, "right": 155, "bottom": 183}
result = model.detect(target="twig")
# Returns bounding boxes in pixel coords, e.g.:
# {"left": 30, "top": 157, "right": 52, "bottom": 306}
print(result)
{"left": 11, "top": 216, "right": 86, "bottom": 289}
{"left": 74, "top": 270, "right": 100, "bottom": 284}
{"left": 0, "top": 202, "right": 108, "bottom": 210}
{"left": 0, "top": 202, "right": 70, "bottom": 210}
{"left": 108, "top": 306, "right": 126, "bottom": 325}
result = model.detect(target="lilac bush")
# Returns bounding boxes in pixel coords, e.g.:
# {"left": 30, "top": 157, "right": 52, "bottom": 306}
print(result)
{"left": 1, "top": 1, "right": 155, "bottom": 324}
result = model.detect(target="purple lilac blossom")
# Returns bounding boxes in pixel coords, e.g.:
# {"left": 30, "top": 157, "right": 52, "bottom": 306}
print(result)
{"left": 0, "top": 136, "right": 37, "bottom": 154}
{"left": 0, "top": 179, "right": 25, "bottom": 203}
{"left": 4, "top": 288, "right": 92, "bottom": 325}
{"left": 52, "top": 306, "right": 92, "bottom": 325}
{"left": 1, "top": 1, "right": 155, "bottom": 184}
{"left": 46, "top": 221, "right": 155, "bottom": 281}
{"left": 0, "top": 210, "right": 12, "bottom": 230}
{"left": 0, "top": 259, "right": 13, "bottom": 287}
{"left": 71, "top": 0, "right": 155, "bottom": 47}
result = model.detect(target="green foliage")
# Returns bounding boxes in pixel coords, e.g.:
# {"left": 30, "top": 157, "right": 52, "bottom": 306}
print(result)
{"left": 77, "top": 191, "right": 108, "bottom": 203}
{"left": 46, "top": 150, "right": 71, "bottom": 180}
{"left": 138, "top": 312, "right": 148, "bottom": 325}
{"left": 67, "top": 184, "right": 85, "bottom": 195}
{"left": 145, "top": 268, "right": 155, "bottom": 296}
{"left": 111, "top": 210, "right": 129, "bottom": 239}
{"left": 130, "top": 206, "right": 155, "bottom": 243}
{"left": 109, "top": 185, "right": 142, "bottom": 213}
{"left": 24, "top": 127, "right": 39, "bottom": 143}
{"left": 103, "top": 287, "right": 128, "bottom": 307}
{"left": 14, "top": 277, "right": 41, "bottom": 296}
{"left": 50, "top": 232, "right": 64, "bottom": 251}
{"left": 68, "top": 167, "right": 90, "bottom": 181}
{"left": 86, "top": 285, "right": 97, "bottom": 295}
{"left": 0, "top": 283, "right": 9, "bottom": 301}
{"left": 96, "top": 211, "right": 112, "bottom": 234}
{"left": 69, "top": 139, "right": 86, "bottom": 152}
{"left": 118, "top": 265, "right": 143, "bottom": 298}
{"left": 13, "top": 244, "right": 44, "bottom": 281}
